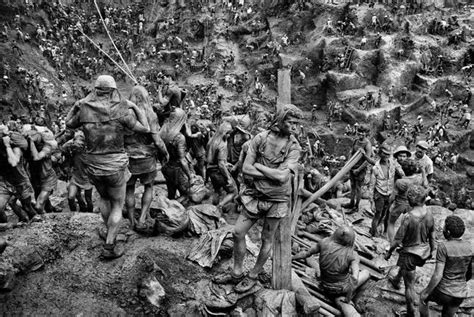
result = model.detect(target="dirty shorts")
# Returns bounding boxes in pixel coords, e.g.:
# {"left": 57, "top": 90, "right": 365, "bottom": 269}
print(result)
{"left": 32, "top": 169, "right": 58, "bottom": 193}
{"left": 240, "top": 194, "right": 288, "bottom": 219}
{"left": 207, "top": 167, "right": 237, "bottom": 194}
{"left": 161, "top": 164, "right": 189, "bottom": 195}
{"left": 88, "top": 168, "right": 131, "bottom": 197}
{"left": 321, "top": 276, "right": 355, "bottom": 298}
{"left": 397, "top": 251, "right": 426, "bottom": 272}
{"left": 427, "top": 287, "right": 464, "bottom": 308}
{"left": 0, "top": 180, "right": 33, "bottom": 200}
{"left": 127, "top": 169, "right": 157, "bottom": 186}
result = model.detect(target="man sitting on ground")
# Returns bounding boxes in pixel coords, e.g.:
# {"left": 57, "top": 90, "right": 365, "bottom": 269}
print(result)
{"left": 293, "top": 225, "right": 370, "bottom": 316}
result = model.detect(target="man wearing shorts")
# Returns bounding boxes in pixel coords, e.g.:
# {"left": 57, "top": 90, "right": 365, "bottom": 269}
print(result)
{"left": 66, "top": 75, "right": 150, "bottom": 259}
{"left": 342, "top": 125, "right": 375, "bottom": 214}
{"left": 213, "top": 104, "right": 301, "bottom": 292}
{"left": 293, "top": 226, "right": 370, "bottom": 316}
{"left": 386, "top": 184, "right": 436, "bottom": 317}
{"left": 25, "top": 125, "right": 58, "bottom": 214}
{"left": 125, "top": 86, "right": 168, "bottom": 231}
{"left": 420, "top": 215, "right": 473, "bottom": 317}
{"left": 62, "top": 130, "right": 93, "bottom": 213}
{"left": 206, "top": 121, "right": 237, "bottom": 213}
{"left": 0, "top": 129, "right": 36, "bottom": 223}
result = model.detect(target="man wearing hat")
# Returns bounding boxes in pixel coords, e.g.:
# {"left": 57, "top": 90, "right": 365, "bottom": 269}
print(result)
{"left": 342, "top": 124, "right": 375, "bottom": 214}
{"left": 393, "top": 145, "right": 411, "bottom": 175}
{"left": 66, "top": 75, "right": 150, "bottom": 259}
{"left": 368, "top": 143, "right": 404, "bottom": 237}
{"left": 414, "top": 140, "right": 433, "bottom": 182}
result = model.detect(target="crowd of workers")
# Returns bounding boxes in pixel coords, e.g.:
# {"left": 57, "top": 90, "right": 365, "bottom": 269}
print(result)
{"left": 0, "top": 1, "right": 472, "bottom": 317}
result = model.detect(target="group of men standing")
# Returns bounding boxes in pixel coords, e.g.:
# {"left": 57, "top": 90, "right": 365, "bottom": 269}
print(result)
{"left": 1, "top": 72, "right": 472, "bottom": 315}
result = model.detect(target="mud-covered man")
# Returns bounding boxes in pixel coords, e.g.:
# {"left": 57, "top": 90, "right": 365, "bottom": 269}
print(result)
{"left": 156, "top": 73, "right": 183, "bottom": 125}
{"left": 213, "top": 104, "right": 301, "bottom": 293}
{"left": 386, "top": 184, "right": 436, "bottom": 317}
{"left": 66, "top": 75, "right": 150, "bottom": 259}
{"left": 342, "top": 125, "right": 375, "bottom": 214}
{"left": 293, "top": 226, "right": 370, "bottom": 316}
{"left": 125, "top": 86, "right": 168, "bottom": 231}
{"left": 0, "top": 125, "right": 37, "bottom": 223}
{"left": 420, "top": 215, "right": 473, "bottom": 317}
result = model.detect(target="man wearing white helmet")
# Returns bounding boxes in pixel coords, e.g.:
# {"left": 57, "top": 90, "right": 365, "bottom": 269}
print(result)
{"left": 66, "top": 75, "right": 150, "bottom": 259}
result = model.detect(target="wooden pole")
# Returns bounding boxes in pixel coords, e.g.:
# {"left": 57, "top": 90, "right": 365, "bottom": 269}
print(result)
{"left": 272, "top": 64, "right": 294, "bottom": 290}
{"left": 276, "top": 68, "right": 291, "bottom": 108}
{"left": 291, "top": 270, "right": 321, "bottom": 315}
{"left": 272, "top": 214, "right": 292, "bottom": 290}
{"left": 300, "top": 149, "right": 363, "bottom": 213}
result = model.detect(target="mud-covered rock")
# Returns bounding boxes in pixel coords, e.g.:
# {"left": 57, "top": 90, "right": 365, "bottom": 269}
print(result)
{"left": 327, "top": 71, "right": 368, "bottom": 92}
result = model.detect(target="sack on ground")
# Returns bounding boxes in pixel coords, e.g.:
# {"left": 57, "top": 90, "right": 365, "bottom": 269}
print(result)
{"left": 189, "top": 175, "right": 209, "bottom": 203}
{"left": 152, "top": 197, "right": 189, "bottom": 235}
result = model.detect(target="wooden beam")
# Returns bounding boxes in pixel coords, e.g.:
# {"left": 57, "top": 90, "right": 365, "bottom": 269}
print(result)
{"left": 277, "top": 68, "right": 291, "bottom": 108}
{"left": 272, "top": 215, "right": 292, "bottom": 290}
{"left": 291, "top": 270, "right": 321, "bottom": 315}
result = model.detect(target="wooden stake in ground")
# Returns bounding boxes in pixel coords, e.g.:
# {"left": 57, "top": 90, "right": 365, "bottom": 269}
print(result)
{"left": 272, "top": 66, "right": 293, "bottom": 290}
{"left": 277, "top": 68, "right": 291, "bottom": 107}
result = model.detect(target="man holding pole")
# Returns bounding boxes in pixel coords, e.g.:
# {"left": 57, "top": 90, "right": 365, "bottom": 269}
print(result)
{"left": 213, "top": 104, "right": 301, "bottom": 292}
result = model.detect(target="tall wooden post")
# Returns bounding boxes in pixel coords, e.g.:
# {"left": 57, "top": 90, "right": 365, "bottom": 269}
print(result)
{"left": 277, "top": 68, "right": 291, "bottom": 109}
{"left": 272, "top": 67, "right": 293, "bottom": 290}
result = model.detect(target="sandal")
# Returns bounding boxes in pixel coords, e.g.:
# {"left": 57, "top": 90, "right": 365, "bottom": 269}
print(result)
{"left": 213, "top": 270, "right": 245, "bottom": 284}
{"left": 234, "top": 275, "right": 258, "bottom": 293}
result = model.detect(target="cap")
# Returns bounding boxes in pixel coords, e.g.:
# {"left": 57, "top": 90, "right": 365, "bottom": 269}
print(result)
{"left": 416, "top": 140, "right": 429, "bottom": 150}
{"left": 380, "top": 143, "right": 391, "bottom": 155}
{"left": 393, "top": 145, "right": 411, "bottom": 158}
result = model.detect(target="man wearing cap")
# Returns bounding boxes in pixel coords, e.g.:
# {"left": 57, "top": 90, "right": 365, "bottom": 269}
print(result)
{"left": 414, "top": 140, "right": 433, "bottom": 182}
{"left": 66, "top": 75, "right": 150, "bottom": 259}
{"left": 342, "top": 125, "right": 375, "bottom": 214}
{"left": 368, "top": 144, "right": 404, "bottom": 237}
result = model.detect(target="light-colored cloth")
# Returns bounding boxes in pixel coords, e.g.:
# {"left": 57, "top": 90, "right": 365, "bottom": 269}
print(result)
{"left": 369, "top": 159, "right": 404, "bottom": 197}
{"left": 415, "top": 154, "right": 434, "bottom": 175}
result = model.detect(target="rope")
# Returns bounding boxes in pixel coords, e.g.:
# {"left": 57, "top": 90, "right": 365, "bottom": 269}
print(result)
{"left": 93, "top": 0, "right": 137, "bottom": 83}
{"left": 79, "top": 30, "right": 136, "bottom": 83}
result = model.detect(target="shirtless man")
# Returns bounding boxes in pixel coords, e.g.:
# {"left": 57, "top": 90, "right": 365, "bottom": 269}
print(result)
{"left": 206, "top": 122, "right": 238, "bottom": 213}
{"left": 66, "top": 75, "right": 150, "bottom": 259}
{"left": 342, "top": 125, "right": 375, "bottom": 214}
{"left": 293, "top": 226, "right": 370, "bottom": 316}
{"left": 213, "top": 105, "right": 301, "bottom": 292}
{"left": 125, "top": 86, "right": 168, "bottom": 230}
